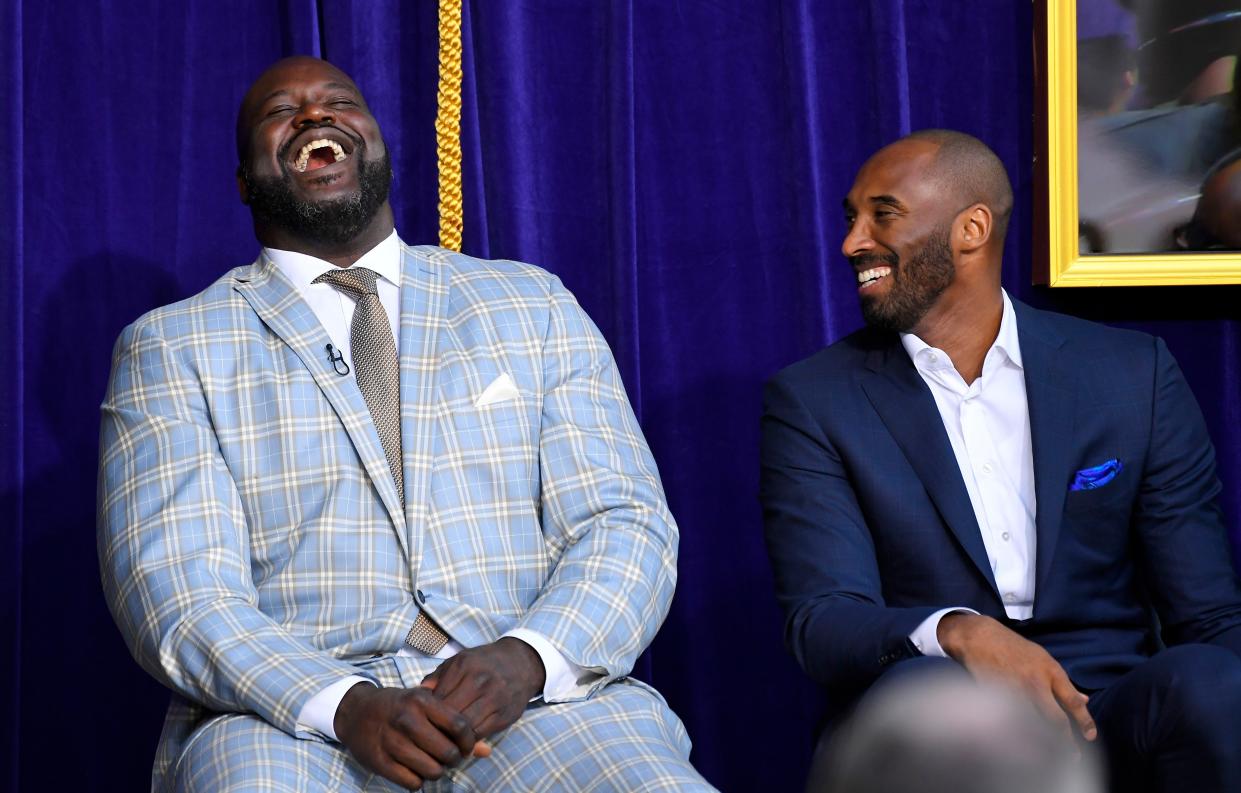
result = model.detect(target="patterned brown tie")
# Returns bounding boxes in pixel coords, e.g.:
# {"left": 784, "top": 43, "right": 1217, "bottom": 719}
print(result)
{"left": 312, "top": 266, "right": 449, "bottom": 655}
{"left": 312, "top": 266, "right": 404, "bottom": 506}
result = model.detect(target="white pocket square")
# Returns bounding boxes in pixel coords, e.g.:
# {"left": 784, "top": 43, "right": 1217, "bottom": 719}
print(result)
{"left": 474, "top": 372, "right": 520, "bottom": 407}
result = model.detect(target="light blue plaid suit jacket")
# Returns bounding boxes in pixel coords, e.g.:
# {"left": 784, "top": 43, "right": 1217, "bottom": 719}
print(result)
{"left": 98, "top": 244, "right": 679, "bottom": 788}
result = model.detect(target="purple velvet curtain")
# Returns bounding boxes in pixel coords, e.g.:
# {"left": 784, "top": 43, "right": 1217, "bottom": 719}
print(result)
{"left": 4, "top": 1, "right": 1239, "bottom": 790}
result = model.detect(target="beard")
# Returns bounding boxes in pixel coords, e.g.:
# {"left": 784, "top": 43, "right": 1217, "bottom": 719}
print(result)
{"left": 241, "top": 145, "right": 393, "bottom": 247}
{"left": 857, "top": 223, "right": 955, "bottom": 333}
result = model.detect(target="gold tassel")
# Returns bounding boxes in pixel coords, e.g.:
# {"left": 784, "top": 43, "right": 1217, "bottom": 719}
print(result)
{"left": 435, "top": 0, "right": 465, "bottom": 252}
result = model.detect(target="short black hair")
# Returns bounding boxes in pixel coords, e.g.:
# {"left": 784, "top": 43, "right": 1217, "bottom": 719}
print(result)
{"left": 904, "top": 129, "right": 1014, "bottom": 240}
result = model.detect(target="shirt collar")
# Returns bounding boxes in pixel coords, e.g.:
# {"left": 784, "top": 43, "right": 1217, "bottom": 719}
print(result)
{"left": 899, "top": 289, "right": 1023, "bottom": 371}
{"left": 265, "top": 230, "right": 403, "bottom": 293}
{"left": 992, "top": 289, "right": 1023, "bottom": 370}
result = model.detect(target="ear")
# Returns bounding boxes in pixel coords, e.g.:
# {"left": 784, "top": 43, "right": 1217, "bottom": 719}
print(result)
{"left": 236, "top": 167, "right": 250, "bottom": 205}
{"left": 957, "top": 203, "right": 993, "bottom": 253}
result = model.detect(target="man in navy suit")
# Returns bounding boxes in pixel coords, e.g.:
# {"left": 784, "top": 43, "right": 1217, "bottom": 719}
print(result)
{"left": 760, "top": 129, "right": 1241, "bottom": 792}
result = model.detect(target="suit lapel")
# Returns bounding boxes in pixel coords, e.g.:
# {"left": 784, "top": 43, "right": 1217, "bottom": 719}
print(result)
{"left": 861, "top": 341, "right": 1001, "bottom": 597}
{"left": 396, "top": 245, "right": 449, "bottom": 558}
{"left": 1013, "top": 302, "right": 1075, "bottom": 602}
{"left": 232, "top": 256, "right": 409, "bottom": 554}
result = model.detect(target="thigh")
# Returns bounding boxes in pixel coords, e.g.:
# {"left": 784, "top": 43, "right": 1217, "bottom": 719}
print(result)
{"left": 1088, "top": 644, "right": 1241, "bottom": 793}
{"left": 170, "top": 712, "right": 396, "bottom": 793}
{"left": 867, "top": 654, "right": 967, "bottom": 695}
{"left": 450, "top": 678, "right": 716, "bottom": 793}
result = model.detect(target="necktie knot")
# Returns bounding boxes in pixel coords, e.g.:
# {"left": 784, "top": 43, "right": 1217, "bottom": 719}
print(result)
{"left": 313, "top": 266, "right": 380, "bottom": 299}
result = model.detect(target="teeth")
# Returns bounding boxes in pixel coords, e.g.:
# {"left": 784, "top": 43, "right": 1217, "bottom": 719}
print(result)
{"left": 857, "top": 266, "right": 892, "bottom": 284}
{"left": 293, "top": 139, "right": 348, "bottom": 173}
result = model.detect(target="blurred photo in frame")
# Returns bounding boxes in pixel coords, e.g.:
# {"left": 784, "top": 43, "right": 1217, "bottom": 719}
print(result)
{"left": 1037, "top": 0, "right": 1241, "bottom": 285}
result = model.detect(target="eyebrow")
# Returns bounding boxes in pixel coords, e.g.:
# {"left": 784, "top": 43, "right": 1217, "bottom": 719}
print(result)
{"left": 868, "top": 194, "right": 906, "bottom": 210}
{"left": 842, "top": 195, "right": 907, "bottom": 212}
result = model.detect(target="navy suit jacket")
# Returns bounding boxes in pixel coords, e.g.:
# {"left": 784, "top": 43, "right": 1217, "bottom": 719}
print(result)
{"left": 760, "top": 299, "right": 1241, "bottom": 703}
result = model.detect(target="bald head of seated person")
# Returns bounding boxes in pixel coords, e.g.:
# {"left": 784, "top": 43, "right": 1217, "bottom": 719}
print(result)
{"left": 813, "top": 674, "right": 1103, "bottom": 793}
{"left": 761, "top": 129, "right": 1241, "bottom": 793}
{"left": 98, "top": 56, "right": 715, "bottom": 792}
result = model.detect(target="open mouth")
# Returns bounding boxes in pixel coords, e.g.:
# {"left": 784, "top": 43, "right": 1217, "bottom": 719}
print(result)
{"left": 293, "top": 139, "right": 349, "bottom": 173}
{"left": 857, "top": 266, "right": 892, "bottom": 290}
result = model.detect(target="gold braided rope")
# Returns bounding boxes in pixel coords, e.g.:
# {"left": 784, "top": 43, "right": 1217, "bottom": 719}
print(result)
{"left": 435, "top": 0, "right": 465, "bottom": 252}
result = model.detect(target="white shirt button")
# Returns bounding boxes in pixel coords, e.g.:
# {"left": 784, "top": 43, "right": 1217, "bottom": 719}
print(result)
{"left": 1002, "top": 532, "right": 1011, "bottom": 541}
{"left": 982, "top": 462, "right": 994, "bottom": 474}
{"left": 1003, "top": 593, "right": 1017, "bottom": 603}
{"left": 928, "top": 353, "right": 938, "bottom": 363}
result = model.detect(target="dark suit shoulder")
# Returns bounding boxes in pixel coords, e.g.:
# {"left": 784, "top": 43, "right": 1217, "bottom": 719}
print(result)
{"left": 768, "top": 326, "right": 892, "bottom": 391}
{"left": 1013, "top": 300, "right": 1160, "bottom": 361}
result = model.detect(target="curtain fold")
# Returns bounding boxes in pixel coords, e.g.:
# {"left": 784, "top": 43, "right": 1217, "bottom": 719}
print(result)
{"left": 5, "top": 2, "right": 1239, "bottom": 789}
{"left": 6, "top": 2, "right": 324, "bottom": 788}
{"left": 2, "top": 7, "right": 24, "bottom": 792}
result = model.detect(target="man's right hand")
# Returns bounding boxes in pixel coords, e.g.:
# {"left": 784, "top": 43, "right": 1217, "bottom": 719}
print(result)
{"left": 937, "top": 613, "right": 1097, "bottom": 742}
{"left": 334, "top": 682, "right": 481, "bottom": 790}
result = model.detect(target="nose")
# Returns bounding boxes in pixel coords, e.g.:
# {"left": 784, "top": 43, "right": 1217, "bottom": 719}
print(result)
{"left": 841, "top": 217, "right": 874, "bottom": 260}
{"left": 293, "top": 101, "right": 335, "bottom": 129}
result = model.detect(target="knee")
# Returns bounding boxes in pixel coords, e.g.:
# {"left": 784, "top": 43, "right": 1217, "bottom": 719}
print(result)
{"left": 810, "top": 657, "right": 967, "bottom": 783}
{"left": 173, "top": 714, "right": 320, "bottom": 793}
{"left": 870, "top": 655, "right": 967, "bottom": 695}
{"left": 838, "top": 657, "right": 967, "bottom": 741}
{"left": 1158, "top": 645, "right": 1241, "bottom": 735}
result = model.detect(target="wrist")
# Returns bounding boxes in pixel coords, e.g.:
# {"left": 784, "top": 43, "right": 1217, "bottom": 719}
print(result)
{"left": 937, "top": 612, "right": 984, "bottom": 660}
{"left": 497, "top": 636, "right": 546, "bottom": 698}
{"left": 333, "top": 681, "right": 377, "bottom": 744}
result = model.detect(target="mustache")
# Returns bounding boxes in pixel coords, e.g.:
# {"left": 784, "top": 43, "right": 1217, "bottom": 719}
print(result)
{"left": 850, "top": 252, "right": 899, "bottom": 270}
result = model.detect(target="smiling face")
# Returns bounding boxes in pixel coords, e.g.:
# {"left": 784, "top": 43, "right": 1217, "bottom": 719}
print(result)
{"left": 842, "top": 140, "right": 961, "bottom": 334}
{"left": 236, "top": 57, "right": 392, "bottom": 249}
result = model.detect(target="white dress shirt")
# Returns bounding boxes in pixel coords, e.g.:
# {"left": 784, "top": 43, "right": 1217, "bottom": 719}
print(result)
{"left": 266, "top": 232, "right": 596, "bottom": 740}
{"left": 903, "top": 291, "right": 1037, "bottom": 657}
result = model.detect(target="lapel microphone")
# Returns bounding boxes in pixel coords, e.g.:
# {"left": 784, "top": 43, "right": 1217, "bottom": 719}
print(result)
{"left": 325, "top": 344, "right": 350, "bottom": 376}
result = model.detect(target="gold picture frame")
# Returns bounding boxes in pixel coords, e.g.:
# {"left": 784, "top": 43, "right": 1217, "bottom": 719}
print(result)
{"left": 1037, "top": 0, "right": 1241, "bottom": 286}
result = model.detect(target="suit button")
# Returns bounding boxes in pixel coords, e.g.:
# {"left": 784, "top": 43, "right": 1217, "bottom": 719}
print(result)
{"left": 416, "top": 589, "right": 426, "bottom": 603}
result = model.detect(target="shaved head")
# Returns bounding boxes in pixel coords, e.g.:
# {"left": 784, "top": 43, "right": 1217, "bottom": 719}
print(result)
{"left": 902, "top": 129, "right": 1014, "bottom": 240}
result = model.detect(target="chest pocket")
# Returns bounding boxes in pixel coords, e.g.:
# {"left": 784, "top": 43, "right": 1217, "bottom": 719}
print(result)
{"left": 434, "top": 362, "right": 539, "bottom": 499}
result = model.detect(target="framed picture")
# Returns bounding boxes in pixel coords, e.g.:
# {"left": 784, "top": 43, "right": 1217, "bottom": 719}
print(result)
{"left": 1036, "top": 0, "right": 1241, "bottom": 286}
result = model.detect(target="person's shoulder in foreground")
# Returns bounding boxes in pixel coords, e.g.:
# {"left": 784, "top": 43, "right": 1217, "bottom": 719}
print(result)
{"left": 761, "top": 127, "right": 1241, "bottom": 793}
{"left": 98, "top": 55, "right": 717, "bottom": 792}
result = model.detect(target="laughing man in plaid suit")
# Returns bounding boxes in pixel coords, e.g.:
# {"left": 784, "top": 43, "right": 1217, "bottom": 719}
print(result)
{"left": 97, "top": 56, "right": 713, "bottom": 792}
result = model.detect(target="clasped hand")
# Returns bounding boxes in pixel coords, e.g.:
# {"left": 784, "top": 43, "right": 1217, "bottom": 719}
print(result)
{"left": 335, "top": 637, "right": 546, "bottom": 790}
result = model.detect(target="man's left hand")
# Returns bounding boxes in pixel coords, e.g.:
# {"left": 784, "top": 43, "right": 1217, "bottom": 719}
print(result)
{"left": 422, "top": 637, "right": 546, "bottom": 740}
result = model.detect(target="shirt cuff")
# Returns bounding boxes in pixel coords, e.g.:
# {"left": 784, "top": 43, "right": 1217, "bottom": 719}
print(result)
{"left": 503, "top": 628, "right": 601, "bottom": 702}
{"left": 909, "top": 607, "right": 980, "bottom": 658}
{"left": 295, "top": 675, "right": 374, "bottom": 741}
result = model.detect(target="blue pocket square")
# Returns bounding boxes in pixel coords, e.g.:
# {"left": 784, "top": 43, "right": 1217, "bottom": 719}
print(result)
{"left": 1069, "top": 459, "right": 1122, "bottom": 491}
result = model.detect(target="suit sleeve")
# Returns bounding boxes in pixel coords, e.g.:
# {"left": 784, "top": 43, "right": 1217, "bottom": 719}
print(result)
{"left": 1135, "top": 338, "right": 1241, "bottom": 655}
{"left": 97, "top": 319, "right": 369, "bottom": 738}
{"left": 511, "top": 277, "right": 678, "bottom": 697}
{"left": 760, "top": 373, "right": 937, "bottom": 696}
